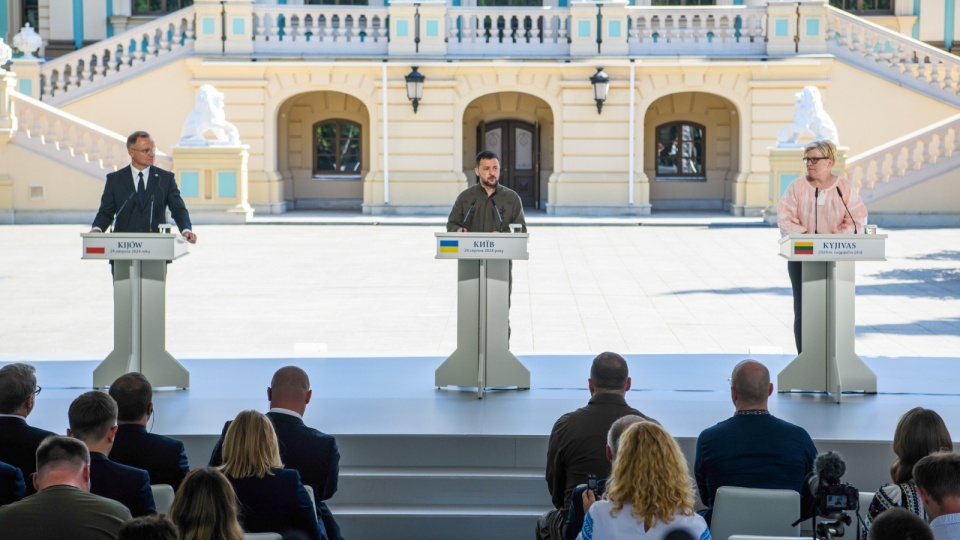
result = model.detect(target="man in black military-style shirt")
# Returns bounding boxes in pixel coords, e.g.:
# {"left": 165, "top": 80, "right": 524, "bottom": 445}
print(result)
{"left": 447, "top": 150, "right": 526, "bottom": 233}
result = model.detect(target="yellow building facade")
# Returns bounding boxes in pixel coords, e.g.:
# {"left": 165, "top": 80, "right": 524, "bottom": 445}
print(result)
{"left": 1, "top": 0, "right": 959, "bottom": 223}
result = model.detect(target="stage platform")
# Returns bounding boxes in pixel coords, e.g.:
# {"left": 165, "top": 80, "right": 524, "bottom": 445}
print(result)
{"left": 19, "top": 352, "right": 960, "bottom": 495}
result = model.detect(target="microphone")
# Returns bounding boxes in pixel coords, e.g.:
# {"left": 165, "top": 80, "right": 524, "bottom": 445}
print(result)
{"left": 112, "top": 192, "right": 136, "bottom": 232}
{"left": 803, "top": 451, "right": 846, "bottom": 500}
{"left": 836, "top": 188, "right": 858, "bottom": 234}
{"left": 814, "top": 187, "right": 819, "bottom": 234}
{"left": 149, "top": 195, "right": 155, "bottom": 232}
{"left": 491, "top": 199, "right": 504, "bottom": 232}
{"left": 460, "top": 197, "right": 478, "bottom": 230}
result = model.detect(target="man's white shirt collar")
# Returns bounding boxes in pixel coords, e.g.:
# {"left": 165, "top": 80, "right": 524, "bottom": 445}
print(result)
{"left": 269, "top": 407, "right": 303, "bottom": 420}
{"left": 0, "top": 413, "right": 27, "bottom": 420}
{"left": 131, "top": 165, "right": 151, "bottom": 188}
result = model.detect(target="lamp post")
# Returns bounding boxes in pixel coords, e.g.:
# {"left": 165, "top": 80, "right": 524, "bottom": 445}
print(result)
{"left": 590, "top": 67, "right": 609, "bottom": 115}
{"left": 405, "top": 66, "right": 425, "bottom": 114}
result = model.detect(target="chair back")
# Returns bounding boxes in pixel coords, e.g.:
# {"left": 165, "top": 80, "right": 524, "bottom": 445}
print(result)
{"left": 243, "top": 534, "right": 283, "bottom": 540}
{"left": 710, "top": 486, "right": 801, "bottom": 540}
{"left": 729, "top": 537, "right": 803, "bottom": 540}
{"left": 304, "top": 484, "right": 317, "bottom": 507}
{"left": 151, "top": 484, "right": 175, "bottom": 515}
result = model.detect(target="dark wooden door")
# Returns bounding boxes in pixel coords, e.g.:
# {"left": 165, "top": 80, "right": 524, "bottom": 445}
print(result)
{"left": 481, "top": 120, "right": 538, "bottom": 208}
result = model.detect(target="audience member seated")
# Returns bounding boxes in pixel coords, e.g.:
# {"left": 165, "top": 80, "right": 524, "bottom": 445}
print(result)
{"left": 210, "top": 366, "right": 343, "bottom": 539}
{"left": 219, "top": 410, "right": 323, "bottom": 540}
{"left": 169, "top": 467, "right": 244, "bottom": 540}
{"left": 0, "top": 459, "right": 25, "bottom": 507}
{"left": 867, "top": 507, "right": 934, "bottom": 540}
{"left": 577, "top": 421, "right": 710, "bottom": 540}
{"left": 108, "top": 372, "right": 190, "bottom": 490}
{"left": 68, "top": 390, "right": 156, "bottom": 517}
{"left": 118, "top": 513, "right": 178, "bottom": 540}
{"left": 564, "top": 414, "right": 646, "bottom": 540}
{"left": 694, "top": 359, "right": 816, "bottom": 524}
{"left": 538, "top": 352, "right": 655, "bottom": 540}
{"left": 0, "top": 435, "right": 131, "bottom": 538}
{"left": 0, "top": 363, "right": 57, "bottom": 479}
{"left": 863, "top": 407, "right": 952, "bottom": 538}
{"left": 914, "top": 451, "right": 960, "bottom": 540}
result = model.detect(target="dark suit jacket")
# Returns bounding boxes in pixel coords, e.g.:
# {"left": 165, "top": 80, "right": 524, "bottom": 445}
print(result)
{"left": 210, "top": 411, "right": 342, "bottom": 540}
{"left": 91, "top": 166, "right": 192, "bottom": 233}
{"left": 0, "top": 460, "right": 25, "bottom": 507}
{"left": 0, "top": 416, "right": 57, "bottom": 479}
{"left": 228, "top": 468, "right": 322, "bottom": 540}
{"left": 89, "top": 452, "right": 156, "bottom": 517}
{"left": 110, "top": 424, "right": 189, "bottom": 490}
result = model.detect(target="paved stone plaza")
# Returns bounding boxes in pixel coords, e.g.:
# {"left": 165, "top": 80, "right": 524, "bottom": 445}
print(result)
{"left": 1, "top": 218, "right": 958, "bottom": 362}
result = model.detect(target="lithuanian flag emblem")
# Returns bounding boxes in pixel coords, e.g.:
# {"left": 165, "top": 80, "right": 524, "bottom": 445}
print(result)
{"left": 794, "top": 242, "right": 814, "bottom": 255}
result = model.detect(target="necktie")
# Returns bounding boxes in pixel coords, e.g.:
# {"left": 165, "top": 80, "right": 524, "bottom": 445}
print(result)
{"left": 137, "top": 171, "right": 145, "bottom": 205}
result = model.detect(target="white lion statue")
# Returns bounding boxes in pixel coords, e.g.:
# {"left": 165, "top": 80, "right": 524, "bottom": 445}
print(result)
{"left": 179, "top": 84, "right": 241, "bottom": 146}
{"left": 777, "top": 86, "right": 839, "bottom": 146}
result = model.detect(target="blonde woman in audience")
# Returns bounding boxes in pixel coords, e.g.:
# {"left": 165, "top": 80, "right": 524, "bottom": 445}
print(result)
{"left": 220, "top": 410, "right": 322, "bottom": 540}
{"left": 862, "top": 407, "right": 953, "bottom": 539}
{"left": 169, "top": 467, "right": 243, "bottom": 540}
{"left": 578, "top": 421, "right": 710, "bottom": 540}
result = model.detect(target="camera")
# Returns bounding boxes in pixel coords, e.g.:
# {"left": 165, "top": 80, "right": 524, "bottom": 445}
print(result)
{"left": 817, "top": 483, "right": 859, "bottom": 515}
{"left": 802, "top": 451, "right": 859, "bottom": 540}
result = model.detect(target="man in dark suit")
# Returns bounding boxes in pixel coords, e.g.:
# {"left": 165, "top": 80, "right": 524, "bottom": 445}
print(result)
{"left": 68, "top": 390, "right": 156, "bottom": 517}
{"left": 0, "top": 363, "right": 57, "bottom": 479}
{"left": 89, "top": 130, "right": 197, "bottom": 243}
{"left": 108, "top": 372, "right": 189, "bottom": 490}
{"left": 210, "top": 366, "right": 343, "bottom": 540}
{"left": 0, "top": 460, "right": 25, "bottom": 507}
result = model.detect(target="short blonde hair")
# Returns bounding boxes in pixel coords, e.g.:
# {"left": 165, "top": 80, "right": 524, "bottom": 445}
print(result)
{"left": 804, "top": 139, "right": 836, "bottom": 162}
{"left": 604, "top": 421, "right": 695, "bottom": 529}
{"left": 220, "top": 410, "right": 282, "bottom": 479}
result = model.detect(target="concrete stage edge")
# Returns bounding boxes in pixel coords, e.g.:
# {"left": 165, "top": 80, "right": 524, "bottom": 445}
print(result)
{"left": 17, "top": 353, "right": 960, "bottom": 494}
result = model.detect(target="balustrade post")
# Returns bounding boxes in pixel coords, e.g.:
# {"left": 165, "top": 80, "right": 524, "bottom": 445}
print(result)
{"left": 388, "top": 0, "right": 447, "bottom": 56}
{"left": 598, "top": 1, "right": 629, "bottom": 56}
{"left": 765, "top": 1, "right": 798, "bottom": 57}
{"left": 171, "top": 145, "right": 254, "bottom": 224}
{"left": 223, "top": 0, "right": 254, "bottom": 56}
{"left": 569, "top": 1, "right": 602, "bottom": 57}
{"left": 8, "top": 56, "right": 41, "bottom": 100}
{"left": 0, "top": 68, "right": 15, "bottom": 138}
{"left": 797, "top": 0, "right": 828, "bottom": 54}
{"left": 194, "top": 0, "right": 228, "bottom": 55}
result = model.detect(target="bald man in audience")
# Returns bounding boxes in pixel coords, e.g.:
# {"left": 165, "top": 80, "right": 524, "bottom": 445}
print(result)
{"left": 0, "top": 363, "right": 57, "bottom": 479}
{"left": 108, "top": 372, "right": 189, "bottom": 490}
{"left": 68, "top": 391, "right": 156, "bottom": 517}
{"left": 914, "top": 452, "right": 960, "bottom": 540}
{"left": 693, "top": 359, "right": 817, "bottom": 524}
{"left": 210, "top": 366, "right": 343, "bottom": 540}
{"left": 0, "top": 436, "right": 131, "bottom": 538}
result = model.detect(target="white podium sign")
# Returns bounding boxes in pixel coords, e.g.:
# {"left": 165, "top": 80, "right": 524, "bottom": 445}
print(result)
{"left": 436, "top": 232, "right": 529, "bottom": 260}
{"left": 82, "top": 233, "right": 189, "bottom": 260}
{"left": 777, "top": 233, "right": 887, "bottom": 402}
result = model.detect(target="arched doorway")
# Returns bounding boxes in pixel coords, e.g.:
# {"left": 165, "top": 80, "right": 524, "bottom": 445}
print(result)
{"left": 463, "top": 92, "right": 554, "bottom": 209}
{"left": 644, "top": 92, "right": 740, "bottom": 211}
{"left": 277, "top": 91, "right": 371, "bottom": 210}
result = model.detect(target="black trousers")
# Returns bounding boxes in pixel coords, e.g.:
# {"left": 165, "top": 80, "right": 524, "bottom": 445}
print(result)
{"left": 787, "top": 261, "right": 803, "bottom": 353}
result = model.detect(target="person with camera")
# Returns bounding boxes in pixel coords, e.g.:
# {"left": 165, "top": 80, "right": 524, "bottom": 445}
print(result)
{"left": 694, "top": 359, "right": 817, "bottom": 524}
{"left": 537, "top": 353, "right": 655, "bottom": 540}
{"left": 577, "top": 421, "right": 710, "bottom": 540}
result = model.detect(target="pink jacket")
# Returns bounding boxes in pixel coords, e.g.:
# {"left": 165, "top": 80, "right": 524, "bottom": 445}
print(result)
{"left": 778, "top": 176, "right": 868, "bottom": 237}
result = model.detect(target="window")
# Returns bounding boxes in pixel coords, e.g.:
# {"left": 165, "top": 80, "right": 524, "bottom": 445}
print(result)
{"left": 314, "top": 120, "right": 362, "bottom": 174}
{"left": 22, "top": 0, "right": 39, "bottom": 29}
{"left": 132, "top": 0, "right": 194, "bottom": 16}
{"left": 828, "top": 0, "right": 893, "bottom": 14}
{"left": 655, "top": 122, "right": 705, "bottom": 181}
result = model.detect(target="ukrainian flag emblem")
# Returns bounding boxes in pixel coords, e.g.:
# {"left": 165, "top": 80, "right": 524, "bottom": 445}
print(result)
{"left": 440, "top": 240, "right": 459, "bottom": 253}
{"left": 794, "top": 241, "right": 814, "bottom": 255}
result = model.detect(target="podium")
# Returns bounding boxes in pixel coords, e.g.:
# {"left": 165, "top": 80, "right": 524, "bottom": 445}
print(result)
{"left": 777, "top": 234, "right": 887, "bottom": 402}
{"left": 435, "top": 232, "right": 530, "bottom": 398}
{"left": 82, "top": 233, "right": 191, "bottom": 389}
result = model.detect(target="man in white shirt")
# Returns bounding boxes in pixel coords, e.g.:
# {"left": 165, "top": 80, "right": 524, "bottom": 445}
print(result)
{"left": 914, "top": 452, "right": 960, "bottom": 540}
